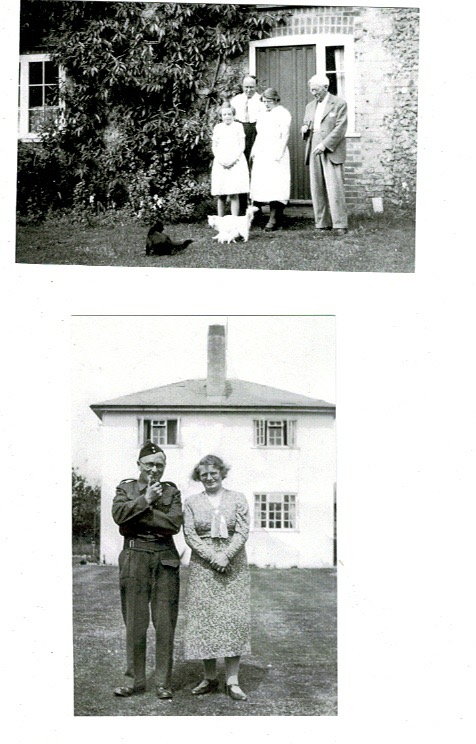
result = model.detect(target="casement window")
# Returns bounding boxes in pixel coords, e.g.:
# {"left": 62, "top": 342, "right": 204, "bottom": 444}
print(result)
{"left": 254, "top": 493, "right": 297, "bottom": 530}
{"left": 18, "top": 54, "right": 63, "bottom": 140}
{"left": 325, "top": 45, "right": 345, "bottom": 98}
{"left": 253, "top": 419, "right": 296, "bottom": 447}
{"left": 137, "top": 417, "right": 180, "bottom": 446}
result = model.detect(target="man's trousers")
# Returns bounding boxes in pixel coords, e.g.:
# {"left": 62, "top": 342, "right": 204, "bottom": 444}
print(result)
{"left": 119, "top": 547, "right": 179, "bottom": 690}
{"left": 309, "top": 150, "right": 348, "bottom": 229}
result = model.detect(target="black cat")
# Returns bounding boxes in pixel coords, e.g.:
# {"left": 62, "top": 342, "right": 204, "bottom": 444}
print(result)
{"left": 145, "top": 220, "right": 194, "bottom": 256}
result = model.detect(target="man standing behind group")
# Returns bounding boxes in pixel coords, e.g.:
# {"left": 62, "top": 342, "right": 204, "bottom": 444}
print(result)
{"left": 230, "top": 74, "right": 265, "bottom": 215}
{"left": 301, "top": 74, "right": 348, "bottom": 234}
{"left": 112, "top": 441, "right": 183, "bottom": 700}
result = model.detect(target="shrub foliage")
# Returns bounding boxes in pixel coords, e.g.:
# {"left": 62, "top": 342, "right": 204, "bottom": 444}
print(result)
{"left": 19, "top": 1, "right": 285, "bottom": 221}
{"left": 72, "top": 468, "right": 100, "bottom": 543}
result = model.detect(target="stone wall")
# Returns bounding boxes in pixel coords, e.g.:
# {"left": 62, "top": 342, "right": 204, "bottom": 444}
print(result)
{"left": 354, "top": 6, "right": 419, "bottom": 209}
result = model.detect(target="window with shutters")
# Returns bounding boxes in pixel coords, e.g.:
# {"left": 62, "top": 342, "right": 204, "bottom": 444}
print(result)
{"left": 138, "top": 418, "right": 180, "bottom": 447}
{"left": 253, "top": 419, "right": 296, "bottom": 447}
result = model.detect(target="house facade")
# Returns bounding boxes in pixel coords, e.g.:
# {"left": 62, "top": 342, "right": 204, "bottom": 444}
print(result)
{"left": 241, "top": 4, "right": 419, "bottom": 211}
{"left": 91, "top": 325, "right": 336, "bottom": 568}
{"left": 18, "top": 4, "right": 419, "bottom": 211}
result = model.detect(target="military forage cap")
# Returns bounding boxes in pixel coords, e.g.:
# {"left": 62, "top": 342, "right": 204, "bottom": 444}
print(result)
{"left": 139, "top": 441, "right": 165, "bottom": 459}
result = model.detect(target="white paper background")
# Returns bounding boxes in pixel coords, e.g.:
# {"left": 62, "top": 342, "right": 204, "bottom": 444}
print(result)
{"left": 1, "top": 1, "right": 475, "bottom": 741}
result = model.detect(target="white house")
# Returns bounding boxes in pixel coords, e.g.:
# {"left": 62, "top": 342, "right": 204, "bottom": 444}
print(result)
{"left": 91, "top": 325, "right": 336, "bottom": 568}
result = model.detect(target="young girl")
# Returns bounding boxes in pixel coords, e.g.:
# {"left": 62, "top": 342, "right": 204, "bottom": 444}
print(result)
{"left": 211, "top": 103, "right": 249, "bottom": 217}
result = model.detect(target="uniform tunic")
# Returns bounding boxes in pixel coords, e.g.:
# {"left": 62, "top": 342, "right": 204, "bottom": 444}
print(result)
{"left": 183, "top": 489, "right": 251, "bottom": 660}
{"left": 211, "top": 121, "right": 250, "bottom": 196}
{"left": 112, "top": 478, "right": 183, "bottom": 689}
{"left": 250, "top": 105, "right": 292, "bottom": 204}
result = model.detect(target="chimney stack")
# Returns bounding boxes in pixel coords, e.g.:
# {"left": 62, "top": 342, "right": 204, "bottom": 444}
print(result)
{"left": 207, "top": 325, "right": 227, "bottom": 399}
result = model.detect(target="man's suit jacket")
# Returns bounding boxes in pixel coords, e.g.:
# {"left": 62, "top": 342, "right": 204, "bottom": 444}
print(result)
{"left": 302, "top": 94, "right": 347, "bottom": 165}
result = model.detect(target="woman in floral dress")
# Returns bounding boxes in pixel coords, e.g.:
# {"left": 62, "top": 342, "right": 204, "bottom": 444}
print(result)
{"left": 183, "top": 455, "right": 250, "bottom": 701}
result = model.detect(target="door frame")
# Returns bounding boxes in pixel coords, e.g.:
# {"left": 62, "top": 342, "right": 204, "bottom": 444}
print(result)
{"left": 249, "top": 33, "right": 357, "bottom": 135}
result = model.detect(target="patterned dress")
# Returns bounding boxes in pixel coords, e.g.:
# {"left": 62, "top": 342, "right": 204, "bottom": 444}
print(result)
{"left": 183, "top": 489, "right": 251, "bottom": 659}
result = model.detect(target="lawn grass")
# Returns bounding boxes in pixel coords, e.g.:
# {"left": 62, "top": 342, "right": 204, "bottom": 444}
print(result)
{"left": 17, "top": 209, "right": 414, "bottom": 272}
{"left": 73, "top": 564, "right": 337, "bottom": 716}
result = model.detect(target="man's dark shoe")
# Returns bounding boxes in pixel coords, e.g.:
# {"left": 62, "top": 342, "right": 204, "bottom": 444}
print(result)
{"left": 156, "top": 686, "right": 173, "bottom": 699}
{"left": 114, "top": 685, "right": 145, "bottom": 697}
{"left": 333, "top": 228, "right": 348, "bottom": 235}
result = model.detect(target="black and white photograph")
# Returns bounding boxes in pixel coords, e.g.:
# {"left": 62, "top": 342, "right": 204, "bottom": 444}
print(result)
{"left": 16, "top": 1, "right": 418, "bottom": 271}
{"left": 72, "top": 315, "right": 337, "bottom": 715}
{"left": 2, "top": 0, "right": 476, "bottom": 742}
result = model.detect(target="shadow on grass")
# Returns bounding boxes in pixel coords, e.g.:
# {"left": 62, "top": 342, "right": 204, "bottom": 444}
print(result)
{"left": 73, "top": 565, "right": 337, "bottom": 716}
{"left": 16, "top": 207, "right": 415, "bottom": 272}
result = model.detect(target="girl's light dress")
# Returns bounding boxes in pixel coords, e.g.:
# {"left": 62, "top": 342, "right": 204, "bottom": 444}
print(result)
{"left": 211, "top": 121, "right": 250, "bottom": 196}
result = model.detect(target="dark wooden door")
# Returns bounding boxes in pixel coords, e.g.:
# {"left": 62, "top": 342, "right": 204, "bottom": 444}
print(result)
{"left": 256, "top": 45, "right": 315, "bottom": 201}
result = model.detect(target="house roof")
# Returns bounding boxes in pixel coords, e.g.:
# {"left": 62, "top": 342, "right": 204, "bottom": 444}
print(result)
{"left": 91, "top": 378, "right": 334, "bottom": 419}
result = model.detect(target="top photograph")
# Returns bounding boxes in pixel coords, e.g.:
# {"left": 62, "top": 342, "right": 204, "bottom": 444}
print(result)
{"left": 16, "top": 2, "right": 418, "bottom": 272}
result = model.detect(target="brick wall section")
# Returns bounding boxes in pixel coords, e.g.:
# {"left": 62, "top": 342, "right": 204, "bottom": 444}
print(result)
{"left": 273, "top": 5, "right": 355, "bottom": 36}
{"left": 248, "top": 5, "right": 419, "bottom": 213}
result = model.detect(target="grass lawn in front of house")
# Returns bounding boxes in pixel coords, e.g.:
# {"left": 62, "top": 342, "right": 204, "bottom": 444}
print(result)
{"left": 73, "top": 564, "right": 337, "bottom": 716}
{"left": 17, "top": 209, "right": 414, "bottom": 272}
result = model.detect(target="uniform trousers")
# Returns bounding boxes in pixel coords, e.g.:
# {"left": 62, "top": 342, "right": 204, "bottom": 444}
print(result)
{"left": 119, "top": 547, "right": 179, "bottom": 689}
{"left": 310, "top": 149, "right": 348, "bottom": 229}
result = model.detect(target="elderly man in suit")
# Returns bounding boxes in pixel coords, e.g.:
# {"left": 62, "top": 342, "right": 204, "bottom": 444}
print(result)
{"left": 301, "top": 74, "right": 348, "bottom": 234}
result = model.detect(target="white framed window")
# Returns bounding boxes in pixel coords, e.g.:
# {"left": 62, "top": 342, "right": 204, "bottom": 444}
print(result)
{"left": 253, "top": 419, "right": 296, "bottom": 447}
{"left": 254, "top": 492, "right": 297, "bottom": 530}
{"left": 18, "top": 54, "right": 63, "bottom": 140}
{"left": 137, "top": 417, "right": 181, "bottom": 447}
{"left": 249, "top": 34, "right": 357, "bottom": 134}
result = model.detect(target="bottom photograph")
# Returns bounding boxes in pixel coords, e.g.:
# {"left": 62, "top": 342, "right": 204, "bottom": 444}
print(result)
{"left": 72, "top": 314, "right": 336, "bottom": 716}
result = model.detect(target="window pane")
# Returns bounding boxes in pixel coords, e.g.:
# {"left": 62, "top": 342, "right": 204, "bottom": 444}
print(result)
{"left": 268, "top": 421, "right": 283, "bottom": 446}
{"left": 325, "top": 46, "right": 345, "bottom": 97}
{"left": 167, "top": 419, "right": 177, "bottom": 444}
{"left": 44, "top": 61, "right": 58, "bottom": 85}
{"left": 29, "top": 61, "right": 43, "bottom": 85}
{"left": 29, "top": 109, "right": 44, "bottom": 133}
{"left": 151, "top": 420, "right": 166, "bottom": 445}
{"left": 44, "top": 84, "right": 58, "bottom": 106}
{"left": 29, "top": 86, "right": 43, "bottom": 107}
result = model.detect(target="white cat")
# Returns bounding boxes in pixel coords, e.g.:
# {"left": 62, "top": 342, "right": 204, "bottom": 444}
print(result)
{"left": 207, "top": 205, "right": 258, "bottom": 244}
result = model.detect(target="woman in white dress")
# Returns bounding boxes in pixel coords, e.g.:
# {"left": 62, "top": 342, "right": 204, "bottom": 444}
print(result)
{"left": 250, "top": 88, "right": 292, "bottom": 231}
{"left": 211, "top": 103, "right": 250, "bottom": 217}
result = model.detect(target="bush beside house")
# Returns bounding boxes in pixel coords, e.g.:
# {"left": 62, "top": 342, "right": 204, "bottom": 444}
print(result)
{"left": 18, "top": 3, "right": 419, "bottom": 223}
{"left": 17, "top": 1, "right": 285, "bottom": 222}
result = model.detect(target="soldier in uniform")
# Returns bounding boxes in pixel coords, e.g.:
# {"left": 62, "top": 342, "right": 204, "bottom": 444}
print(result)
{"left": 112, "top": 441, "right": 183, "bottom": 699}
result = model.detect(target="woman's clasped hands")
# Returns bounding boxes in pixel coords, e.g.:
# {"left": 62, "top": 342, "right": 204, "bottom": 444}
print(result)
{"left": 210, "top": 552, "right": 231, "bottom": 574}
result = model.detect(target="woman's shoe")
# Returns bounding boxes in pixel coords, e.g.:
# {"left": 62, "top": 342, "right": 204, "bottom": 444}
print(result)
{"left": 191, "top": 678, "right": 219, "bottom": 695}
{"left": 225, "top": 683, "right": 247, "bottom": 701}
